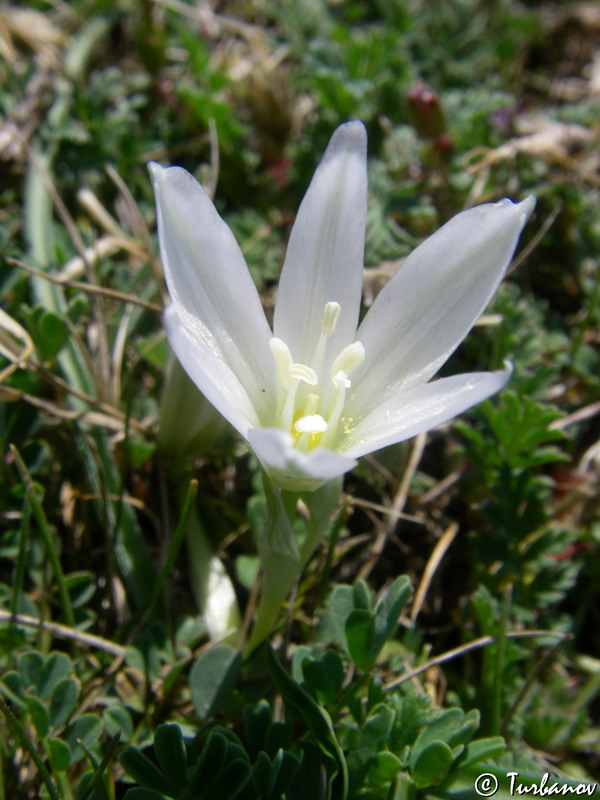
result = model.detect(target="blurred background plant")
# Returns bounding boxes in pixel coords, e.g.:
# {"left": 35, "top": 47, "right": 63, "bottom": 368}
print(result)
{"left": 0, "top": 0, "right": 599, "bottom": 797}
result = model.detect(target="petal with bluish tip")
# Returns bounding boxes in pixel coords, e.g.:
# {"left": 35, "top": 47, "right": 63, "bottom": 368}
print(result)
{"left": 248, "top": 427, "right": 357, "bottom": 491}
{"left": 340, "top": 366, "right": 512, "bottom": 458}
{"left": 273, "top": 121, "right": 368, "bottom": 369}
{"left": 350, "top": 197, "right": 535, "bottom": 421}
{"left": 150, "top": 163, "right": 275, "bottom": 428}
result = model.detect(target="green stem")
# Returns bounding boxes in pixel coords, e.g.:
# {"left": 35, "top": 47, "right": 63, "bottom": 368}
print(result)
{"left": 125, "top": 479, "right": 198, "bottom": 634}
{"left": 245, "top": 475, "right": 342, "bottom": 655}
{"left": 10, "top": 490, "right": 31, "bottom": 621}
{"left": 77, "top": 732, "right": 121, "bottom": 800}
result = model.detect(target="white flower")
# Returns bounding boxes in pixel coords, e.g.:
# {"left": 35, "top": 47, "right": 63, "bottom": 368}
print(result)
{"left": 150, "top": 121, "right": 534, "bottom": 491}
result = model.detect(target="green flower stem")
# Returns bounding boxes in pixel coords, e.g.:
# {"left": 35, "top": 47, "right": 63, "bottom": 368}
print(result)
{"left": 245, "top": 475, "right": 342, "bottom": 655}
{"left": 299, "top": 477, "right": 343, "bottom": 565}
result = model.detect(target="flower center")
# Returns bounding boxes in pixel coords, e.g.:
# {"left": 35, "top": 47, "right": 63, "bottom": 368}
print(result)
{"left": 269, "top": 302, "right": 365, "bottom": 452}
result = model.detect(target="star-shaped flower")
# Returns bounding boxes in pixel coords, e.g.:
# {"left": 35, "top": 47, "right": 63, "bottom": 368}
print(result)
{"left": 150, "top": 121, "right": 534, "bottom": 491}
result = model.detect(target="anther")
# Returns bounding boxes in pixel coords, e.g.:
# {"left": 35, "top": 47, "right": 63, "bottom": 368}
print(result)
{"left": 321, "top": 301, "right": 341, "bottom": 336}
{"left": 269, "top": 338, "right": 293, "bottom": 389}
{"left": 288, "top": 363, "right": 318, "bottom": 385}
{"left": 330, "top": 341, "right": 365, "bottom": 378}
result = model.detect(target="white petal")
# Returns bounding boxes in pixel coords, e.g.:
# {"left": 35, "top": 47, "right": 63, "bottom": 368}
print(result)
{"left": 273, "top": 121, "right": 368, "bottom": 367}
{"left": 351, "top": 197, "right": 534, "bottom": 420}
{"left": 164, "top": 305, "right": 259, "bottom": 437}
{"left": 248, "top": 427, "right": 357, "bottom": 491}
{"left": 150, "top": 163, "right": 275, "bottom": 426}
{"left": 341, "top": 367, "right": 512, "bottom": 458}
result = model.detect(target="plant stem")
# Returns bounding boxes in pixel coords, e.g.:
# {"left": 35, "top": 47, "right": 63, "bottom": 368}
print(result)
{"left": 245, "top": 476, "right": 342, "bottom": 654}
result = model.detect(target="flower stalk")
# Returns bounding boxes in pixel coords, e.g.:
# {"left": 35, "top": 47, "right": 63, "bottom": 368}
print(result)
{"left": 246, "top": 472, "right": 343, "bottom": 654}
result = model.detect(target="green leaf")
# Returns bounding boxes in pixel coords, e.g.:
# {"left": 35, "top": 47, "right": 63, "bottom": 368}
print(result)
{"left": 189, "top": 645, "right": 241, "bottom": 718}
{"left": 243, "top": 700, "right": 272, "bottom": 759}
{"left": 375, "top": 576, "right": 412, "bottom": 645}
{"left": 345, "top": 609, "right": 376, "bottom": 670}
{"left": 25, "top": 694, "right": 49, "bottom": 738}
{"left": 204, "top": 759, "right": 252, "bottom": 800}
{"left": 265, "top": 722, "right": 292, "bottom": 761}
{"left": 317, "top": 584, "right": 356, "bottom": 647}
{"left": 1, "top": 671, "right": 26, "bottom": 708}
{"left": 65, "top": 714, "right": 102, "bottom": 763}
{"left": 252, "top": 750, "right": 272, "bottom": 796}
{"left": 153, "top": 724, "right": 188, "bottom": 792}
{"left": 18, "top": 651, "right": 45, "bottom": 692}
{"left": 368, "top": 750, "right": 403, "bottom": 785}
{"left": 104, "top": 706, "right": 134, "bottom": 741}
{"left": 188, "top": 730, "right": 228, "bottom": 794}
{"left": 353, "top": 580, "right": 372, "bottom": 611}
{"left": 389, "top": 772, "right": 416, "bottom": 800}
{"left": 411, "top": 740, "right": 454, "bottom": 787}
{"left": 63, "top": 572, "right": 96, "bottom": 609}
{"left": 119, "top": 747, "right": 177, "bottom": 797}
{"left": 49, "top": 678, "right": 79, "bottom": 729}
{"left": 301, "top": 649, "right": 345, "bottom": 706}
{"left": 454, "top": 736, "right": 505, "bottom": 769}
{"left": 355, "top": 704, "right": 395, "bottom": 762}
{"left": 265, "top": 645, "right": 348, "bottom": 798}
{"left": 411, "top": 709, "right": 475, "bottom": 759}
{"left": 269, "top": 749, "right": 302, "bottom": 798}
{"left": 37, "top": 309, "right": 69, "bottom": 358}
{"left": 250, "top": 747, "right": 302, "bottom": 800}
{"left": 188, "top": 733, "right": 252, "bottom": 800}
{"left": 286, "top": 741, "right": 328, "bottom": 800}
{"left": 39, "top": 652, "right": 72, "bottom": 699}
{"left": 123, "top": 789, "right": 169, "bottom": 800}
{"left": 48, "top": 736, "right": 72, "bottom": 772}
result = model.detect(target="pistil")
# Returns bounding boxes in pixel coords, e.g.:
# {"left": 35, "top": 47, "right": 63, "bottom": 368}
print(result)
{"left": 311, "top": 301, "right": 341, "bottom": 380}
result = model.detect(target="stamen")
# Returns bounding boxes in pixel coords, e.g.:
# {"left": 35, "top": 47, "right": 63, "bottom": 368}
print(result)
{"left": 269, "top": 338, "right": 293, "bottom": 389}
{"left": 322, "top": 301, "right": 341, "bottom": 336}
{"left": 288, "top": 363, "right": 318, "bottom": 385}
{"left": 320, "top": 375, "right": 348, "bottom": 449}
{"left": 330, "top": 341, "right": 365, "bottom": 378}
{"left": 304, "top": 393, "right": 320, "bottom": 415}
